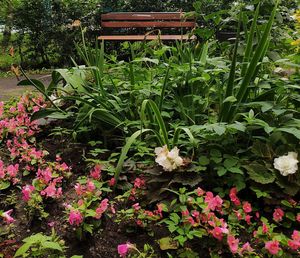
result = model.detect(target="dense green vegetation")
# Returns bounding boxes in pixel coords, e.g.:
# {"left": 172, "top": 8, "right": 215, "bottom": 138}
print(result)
{"left": 1, "top": 0, "right": 300, "bottom": 257}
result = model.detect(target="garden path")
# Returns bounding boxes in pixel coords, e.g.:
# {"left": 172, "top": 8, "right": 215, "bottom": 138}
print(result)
{"left": 0, "top": 74, "right": 51, "bottom": 101}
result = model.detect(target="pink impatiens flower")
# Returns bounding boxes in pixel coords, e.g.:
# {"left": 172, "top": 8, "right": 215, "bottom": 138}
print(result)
{"left": 90, "top": 164, "right": 101, "bottom": 180}
{"left": 265, "top": 240, "right": 281, "bottom": 255}
{"left": 134, "top": 178, "right": 145, "bottom": 189}
{"left": 227, "top": 235, "right": 239, "bottom": 254}
{"left": 109, "top": 177, "right": 116, "bottom": 187}
{"left": 118, "top": 243, "right": 131, "bottom": 257}
{"left": 205, "top": 192, "right": 223, "bottom": 211}
{"left": 273, "top": 208, "right": 284, "bottom": 222}
{"left": 242, "top": 201, "right": 252, "bottom": 213}
{"left": 22, "top": 185, "right": 35, "bottom": 201}
{"left": 69, "top": 210, "right": 83, "bottom": 226}
{"left": 6, "top": 164, "right": 19, "bottom": 178}
{"left": 2, "top": 209, "right": 15, "bottom": 224}
{"left": 95, "top": 199, "right": 109, "bottom": 219}
{"left": 211, "top": 227, "right": 224, "bottom": 241}
{"left": 240, "top": 242, "right": 253, "bottom": 254}
{"left": 229, "top": 187, "right": 241, "bottom": 206}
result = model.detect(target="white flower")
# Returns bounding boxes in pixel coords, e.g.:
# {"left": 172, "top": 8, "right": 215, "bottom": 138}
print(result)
{"left": 155, "top": 145, "right": 183, "bottom": 171}
{"left": 274, "top": 152, "right": 298, "bottom": 176}
{"left": 49, "top": 94, "right": 63, "bottom": 106}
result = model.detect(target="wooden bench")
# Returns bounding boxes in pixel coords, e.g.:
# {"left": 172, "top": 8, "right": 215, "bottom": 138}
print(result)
{"left": 98, "top": 12, "right": 196, "bottom": 41}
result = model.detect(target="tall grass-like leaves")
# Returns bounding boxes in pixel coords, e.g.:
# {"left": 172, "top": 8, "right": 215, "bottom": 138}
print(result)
{"left": 114, "top": 129, "right": 151, "bottom": 186}
{"left": 220, "top": 1, "right": 278, "bottom": 122}
{"left": 140, "top": 100, "right": 169, "bottom": 148}
{"left": 241, "top": 4, "right": 260, "bottom": 77}
{"left": 158, "top": 66, "right": 170, "bottom": 112}
{"left": 219, "top": 14, "right": 242, "bottom": 122}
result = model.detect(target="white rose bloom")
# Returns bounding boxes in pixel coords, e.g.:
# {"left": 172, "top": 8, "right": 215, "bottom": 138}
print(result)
{"left": 155, "top": 145, "right": 183, "bottom": 171}
{"left": 274, "top": 152, "right": 299, "bottom": 176}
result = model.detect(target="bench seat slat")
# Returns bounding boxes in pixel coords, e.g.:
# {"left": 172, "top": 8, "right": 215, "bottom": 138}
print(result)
{"left": 101, "top": 12, "right": 193, "bottom": 21}
{"left": 98, "top": 35, "right": 196, "bottom": 41}
{"left": 101, "top": 21, "right": 195, "bottom": 28}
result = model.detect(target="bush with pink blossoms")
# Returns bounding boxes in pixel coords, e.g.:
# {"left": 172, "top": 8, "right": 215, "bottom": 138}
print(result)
{"left": 65, "top": 172, "right": 115, "bottom": 239}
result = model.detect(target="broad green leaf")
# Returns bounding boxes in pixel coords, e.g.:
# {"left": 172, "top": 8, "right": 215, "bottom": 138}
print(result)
{"left": 0, "top": 181, "right": 10, "bottom": 190}
{"left": 14, "top": 242, "right": 32, "bottom": 257}
{"left": 41, "top": 241, "right": 63, "bottom": 252}
{"left": 158, "top": 237, "right": 178, "bottom": 250}
{"left": 244, "top": 164, "right": 275, "bottom": 184}
{"left": 223, "top": 96, "right": 237, "bottom": 103}
{"left": 276, "top": 128, "right": 300, "bottom": 140}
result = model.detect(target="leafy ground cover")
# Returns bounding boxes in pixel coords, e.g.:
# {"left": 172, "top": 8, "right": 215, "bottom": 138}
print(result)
{"left": 1, "top": 2, "right": 300, "bottom": 258}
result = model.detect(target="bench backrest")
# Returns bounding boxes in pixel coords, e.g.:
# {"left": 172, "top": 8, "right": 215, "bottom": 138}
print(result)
{"left": 101, "top": 12, "right": 195, "bottom": 28}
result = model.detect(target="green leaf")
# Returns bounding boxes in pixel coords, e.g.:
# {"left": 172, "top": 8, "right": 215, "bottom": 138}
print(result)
{"left": 158, "top": 237, "right": 178, "bottom": 250}
{"left": 285, "top": 212, "right": 295, "bottom": 221}
{"left": 212, "top": 124, "right": 226, "bottom": 135}
{"left": 244, "top": 164, "right": 275, "bottom": 184}
{"left": 250, "top": 187, "right": 271, "bottom": 198}
{"left": 14, "top": 242, "right": 32, "bottom": 257}
{"left": 223, "top": 96, "right": 237, "bottom": 103}
{"left": 114, "top": 129, "right": 151, "bottom": 186}
{"left": 217, "top": 166, "right": 227, "bottom": 177}
{"left": 41, "top": 241, "right": 63, "bottom": 252}
{"left": 227, "top": 167, "right": 243, "bottom": 174}
{"left": 224, "top": 158, "right": 238, "bottom": 169}
{"left": 276, "top": 128, "right": 300, "bottom": 140}
{"left": 0, "top": 181, "right": 10, "bottom": 190}
{"left": 199, "top": 156, "right": 210, "bottom": 166}
{"left": 190, "top": 229, "right": 207, "bottom": 238}
{"left": 170, "top": 213, "right": 180, "bottom": 224}
{"left": 83, "top": 223, "right": 93, "bottom": 234}
{"left": 281, "top": 200, "right": 293, "bottom": 208}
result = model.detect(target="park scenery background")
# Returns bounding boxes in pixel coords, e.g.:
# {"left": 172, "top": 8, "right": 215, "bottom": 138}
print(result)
{"left": 1, "top": 0, "right": 300, "bottom": 257}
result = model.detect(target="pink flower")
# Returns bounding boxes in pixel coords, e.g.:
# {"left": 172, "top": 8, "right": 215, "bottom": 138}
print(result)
{"left": 234, "top": 210, "right": 242, "bottom": 220}
{"left": 48, "top": 221, "right": 55, "bottom": 227}
{"left": 265, "top": 240, "right": 281, "bottom": 255}
{"left": 6, "top": 164, "right": 19, "bottom": 177}
{"left": 292, "top": 230, "right": 300, "bottom": 242}
{"left": 229, "top": 187, "right": 241, "bottom": 206}
{"left": 132, "top": 203, "right": 141, "bottom": 211}
{"left": 227, "top": 235, "right": 239, "bottom": 254}
{"left": 196, "top": 187, "right": 205, "bottom": 196}
{"left": 95, "top": 199, "right": 109, "bottom": 219}
{"left": 118, "top": 243, "right": 130, "bottom": 257}
{"left": 211, "top": 227, "right": 224, "bottom": 241}
{"left": 22, "top": 185, "right": 35, "bottom": 201}
{"left": 68, "top": 210, "right": 83, "bottom": 226}
{"left": 0, "top": 160, "right": 5, "bottom": 178}
{"left": 75, "top": 183, "right": 84, "bottom": 195}
{"left": 242, "top": 202, "right": 252, "bottom": 213}
{"left": 186, "top": 216, "right": 195, "bottom": 225}
{"left": 288, "top": 240, "right": 300, "bottom": 250}
{"left": 240, "top": 242, "right": 253, "bottom": 254}
{"left": 262, "top": 223, "right": 269, "bottom": 234}
{"left": 273, "top": 208, "right": 284, "bottom": 222}
{"left": 86, "top": 180, "right": 95, "bottom": 192}
{"left": 41, "top": 183, "right": 62, "bottom": 198}
{"left": 181, "top": 210, "right": 189, "bottom": 217}
{"left": 2, "top": 209, "right": 15, "bottom": 224}
{"left": 109, "top": 177, "right": 116, "bottom": 187}
{"left": 90, "top": 164, "right": 101, "bottom": 180}
{"left": 134, "top": 178, "right": 145, "bottom": 188}
{"left": 245, "top": 215, "right": 252, "bottom": 225}
{"left": 296, "top": 214, "right": 300, "bottom": 222}
{"left": 205, "top": 192, "right": 223, "bottom": 211}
